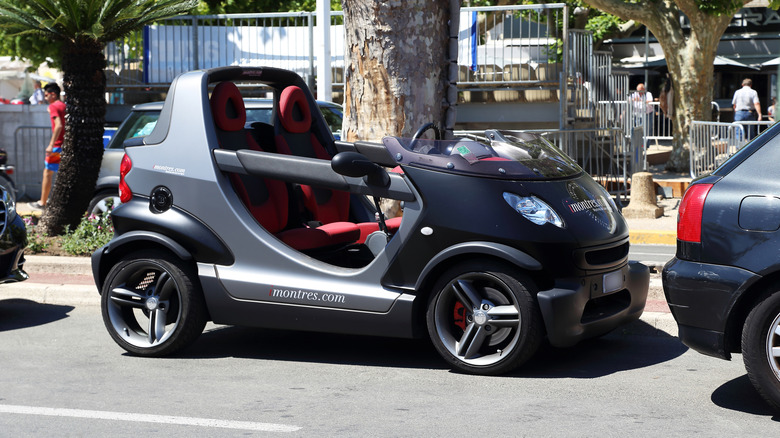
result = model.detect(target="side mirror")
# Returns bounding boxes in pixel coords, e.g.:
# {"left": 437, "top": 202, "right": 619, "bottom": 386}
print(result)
{"left": 331, "top": 151, "right": 390, "bottom": 187}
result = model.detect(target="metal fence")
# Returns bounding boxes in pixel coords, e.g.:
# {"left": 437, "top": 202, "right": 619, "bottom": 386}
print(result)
{"left": 104, "top": 5, "right": 570, "bottom": 101}
{"left": 12, "top": 126, "right": 48, "bottom": 200}
{"left": 689, "top": 121, "right": 744, "bottom": 179}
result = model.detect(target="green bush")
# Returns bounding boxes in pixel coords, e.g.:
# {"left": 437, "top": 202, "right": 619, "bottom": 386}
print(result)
{"left": 60, "top": 210, "right": 115, "bottom": 256}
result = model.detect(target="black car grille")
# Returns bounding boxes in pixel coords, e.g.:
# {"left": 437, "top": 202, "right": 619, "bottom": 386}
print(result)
{"left": 574, "top": 239, "right": 629, "bottom": 270}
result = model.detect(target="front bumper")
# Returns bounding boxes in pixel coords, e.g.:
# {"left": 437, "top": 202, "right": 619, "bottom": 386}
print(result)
{"left": 537, "top": 261, "right": 649, "bottom": 347}
{"left": 662, "top": 257, "right": 758, "bottom": 359}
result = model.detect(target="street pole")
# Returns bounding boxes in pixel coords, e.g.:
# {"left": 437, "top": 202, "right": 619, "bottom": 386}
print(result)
{"left": 316, "top": 0, "right": 332, "bottom": 102}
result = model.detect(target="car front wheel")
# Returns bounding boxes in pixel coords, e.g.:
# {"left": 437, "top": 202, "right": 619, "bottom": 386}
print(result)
{"left": 426, "top": 261, "right": 543, "bottom": 375}
{"left": 743, "top": 290, "right": 780, "bottom": 411}
{"left": 101, "top": 250, "right": 208, "bottom": 356}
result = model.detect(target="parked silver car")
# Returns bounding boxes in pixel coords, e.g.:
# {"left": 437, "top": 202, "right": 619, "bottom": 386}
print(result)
{"left": 90, "top": 99, "right": 343, "bottom": 215}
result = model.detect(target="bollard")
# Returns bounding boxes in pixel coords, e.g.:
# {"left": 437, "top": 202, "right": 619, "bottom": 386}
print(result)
{"left": 621, "top": 172, "right": 663, "bottom": 219}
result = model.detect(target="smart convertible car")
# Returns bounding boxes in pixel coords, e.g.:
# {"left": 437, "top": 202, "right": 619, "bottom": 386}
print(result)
{"left": 663, "top": 121, "right": 780, "bottom": 410}
{"left": 92, "top": 66, "right": 648, "bottom": 375}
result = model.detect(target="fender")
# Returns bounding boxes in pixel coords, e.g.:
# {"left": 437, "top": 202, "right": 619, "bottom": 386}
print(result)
{"left": 110, "top": 198, "right": 234, "bottom": 266}
{"left": 92, "top": 230, "right": 193, "bottom": 290}
{"left": 94, "top": 175, "right": 119, "bottom": 192}
{"left": 414, "top": 241, "right": 543, "bottom": 291}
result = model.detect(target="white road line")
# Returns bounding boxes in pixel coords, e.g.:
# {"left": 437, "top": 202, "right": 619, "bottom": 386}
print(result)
{"left": 0, "top": 404, "right": 300, "bottom": 432}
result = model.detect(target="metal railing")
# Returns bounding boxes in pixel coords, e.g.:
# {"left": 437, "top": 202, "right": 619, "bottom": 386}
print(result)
{"left": 12, "top": 126, "right": 49, "bottom": 200}
{"left": 456, "top": 4, "right": 565, "bottom": 89}
{"left": 689, "top": 121, "right": 745, "bottom": 178}
{"left": 104, "top": 5, "right": 570, "bottom": 101}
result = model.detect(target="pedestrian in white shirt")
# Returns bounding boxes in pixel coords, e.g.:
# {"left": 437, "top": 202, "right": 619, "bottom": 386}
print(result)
{"left": 732, "top": 78, "right": 761, "bottom": 139}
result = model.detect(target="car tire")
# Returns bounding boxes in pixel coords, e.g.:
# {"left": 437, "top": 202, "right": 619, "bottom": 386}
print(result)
{"left": 88, "top": 189, "right": 120, "bottom": 216}
{"left": 743, "top": 291, "right": 780, "bottom": 411}
{"left": 101, "top": 250, "right": 208, "bottom": 357}
{"left": 426, "top": 260, "right": 543, "bottom": 375}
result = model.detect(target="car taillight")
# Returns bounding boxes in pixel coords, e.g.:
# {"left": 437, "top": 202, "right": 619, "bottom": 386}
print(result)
{"left": 119, "top": 154, "right": 132, "bottom": 204}
{"left": 678, "top": 183, "right": 713, "bottom": 243}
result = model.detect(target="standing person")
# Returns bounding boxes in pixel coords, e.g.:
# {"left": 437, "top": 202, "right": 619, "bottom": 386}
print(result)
{"left": 29, "top": 80, "right": 44, "bottom": 105}
{"left": 768, "top": 97, "right": 776, "bottom": 123}
{"left": 732, "top": 78, "right": 761, "bottom": 140}
{"left": 631, "top": 83, "right": 654, "bottom": 148}
{"left": 28, "top": 83, "right": 64, "bottom": 210}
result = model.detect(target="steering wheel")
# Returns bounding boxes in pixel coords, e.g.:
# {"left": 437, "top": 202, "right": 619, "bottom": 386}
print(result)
{"left": 408, "top": 122, "right": 442, "bottom": 152}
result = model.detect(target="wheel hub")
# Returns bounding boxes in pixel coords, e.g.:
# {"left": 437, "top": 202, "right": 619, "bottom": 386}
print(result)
{"left": 473, "top": 309, "right": 488, "bottom": 326}
{"left": 145, "top": 296, "right": 160, "bottom": 311}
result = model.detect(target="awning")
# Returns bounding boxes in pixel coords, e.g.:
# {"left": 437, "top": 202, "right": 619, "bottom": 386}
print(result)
{"left": 617, "top": 55, "right": 759, "bottom": 70}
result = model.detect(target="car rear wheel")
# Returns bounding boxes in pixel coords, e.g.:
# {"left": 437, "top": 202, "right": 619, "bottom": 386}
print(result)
{"left": 101, "top": 250, "right": 207, "bottom": 356}
{"left": 743, "top": 291, "right": 780, "bottom": 411}
{"left": 426, "top": 261, "right": 543, "bottom": 375}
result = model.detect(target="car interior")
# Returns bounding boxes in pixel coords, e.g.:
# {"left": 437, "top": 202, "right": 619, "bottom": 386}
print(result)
{"left": 210, "top": 80, "right": 401, "bottom": 268}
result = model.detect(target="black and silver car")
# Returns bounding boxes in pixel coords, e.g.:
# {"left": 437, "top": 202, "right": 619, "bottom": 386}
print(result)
{"left": 91, "top": 99, "right": 343, "bottom": 215}
{"left": 664, "top": 122, "right": 780, "bottom": 411}
{"left": 92, "top": 66, "right": 648, "bottom": 375}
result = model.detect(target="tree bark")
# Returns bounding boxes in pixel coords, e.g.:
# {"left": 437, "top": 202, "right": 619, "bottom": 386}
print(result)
{"left": 40, "top": 36, "right": 107, "bottom": 235}
{"left": 341, "top": 0, "right": 453, "bottom": 141}
{"left": 584, "top": 0, "right": 744, "bottom": 172}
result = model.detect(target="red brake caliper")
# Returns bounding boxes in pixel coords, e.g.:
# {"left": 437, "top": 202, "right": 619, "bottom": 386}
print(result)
{"left": 453, "top": 302, "right": 467, "bottom": 331}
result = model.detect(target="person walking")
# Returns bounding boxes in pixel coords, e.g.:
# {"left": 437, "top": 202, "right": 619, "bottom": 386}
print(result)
{"left": 732, "top": 78, "right": 761, "bottom": 140}
{"left": 28, "top": 83, "right": 65, "bottom": 210}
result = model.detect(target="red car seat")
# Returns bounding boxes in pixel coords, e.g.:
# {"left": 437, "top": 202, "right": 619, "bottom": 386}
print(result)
{"left": 274, "top": 86, "right": 401, "bottom": 242}
{"left": 210, "top": 81, "right": 359, "bottom": 251}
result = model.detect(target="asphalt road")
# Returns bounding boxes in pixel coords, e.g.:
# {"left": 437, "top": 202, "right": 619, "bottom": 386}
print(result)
{"left": 630, "top": 243, "right": 676, "bottom": 268}
{"left": 1, "top": 296, "right": 779, "bottom": 436}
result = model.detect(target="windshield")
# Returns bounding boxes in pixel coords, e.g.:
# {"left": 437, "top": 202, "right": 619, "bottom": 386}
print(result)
{"left": 383, "top": 130, "right": 582, "bottom": 179}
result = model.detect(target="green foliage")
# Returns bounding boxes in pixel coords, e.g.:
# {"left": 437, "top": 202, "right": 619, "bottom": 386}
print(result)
{"left": 23, "top": 217, "right": 49, "bottom": 254}
{"left": 695, "top": 0, "right": 746, "bottom": 16}
{"left": 585, "top": 11, "right": 623, "bottom": 41}
{"left": 60, "top": 210, "right": 114, "bottom": 256}
{"left": 0, "top": 0, "right": 198, "bottom": 67}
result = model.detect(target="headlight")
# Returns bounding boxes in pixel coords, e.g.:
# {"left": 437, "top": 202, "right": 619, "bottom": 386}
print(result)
{"left": 503, "top": 192, "right": 564, "bottom": 228}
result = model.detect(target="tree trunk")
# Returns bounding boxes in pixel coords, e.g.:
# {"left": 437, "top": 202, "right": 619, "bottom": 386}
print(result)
{"left": 341, "top": 0, "right": 454, "bottom": 141}
{"left": 40, "top": 36, "right": 107, "bottom": 235}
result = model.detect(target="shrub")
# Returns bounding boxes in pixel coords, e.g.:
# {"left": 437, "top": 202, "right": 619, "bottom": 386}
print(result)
{"left": 60, "top": 210, "right": 115, "bottom": 256}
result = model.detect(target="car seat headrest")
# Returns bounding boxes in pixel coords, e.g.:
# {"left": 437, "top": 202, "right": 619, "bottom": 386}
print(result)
{"left": 211, "top": 81, "right": 246, "bottom": 132}
{"left": 279, "top": 86, "right": 312, "bottom": 134}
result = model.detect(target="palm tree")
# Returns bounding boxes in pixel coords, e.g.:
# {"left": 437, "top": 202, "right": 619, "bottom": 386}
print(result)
{"left": 0, "top": 0, "right": 197, "bottom": 234}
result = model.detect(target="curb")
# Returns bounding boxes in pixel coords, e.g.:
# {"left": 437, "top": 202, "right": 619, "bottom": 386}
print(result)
{"left": 629, "top": 230, "right": 677, "bottom": 246}
{"left": 23, "top": 254, "right": 92, "bottom": 276}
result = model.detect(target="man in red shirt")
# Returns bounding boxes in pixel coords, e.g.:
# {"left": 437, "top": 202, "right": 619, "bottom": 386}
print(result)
{"left": 29, "top": 83, "right": 65, "bottom": 210}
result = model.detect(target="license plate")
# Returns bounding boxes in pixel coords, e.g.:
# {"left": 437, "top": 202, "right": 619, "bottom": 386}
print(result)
{"left": 603, "top": 270, "right": 623, "bottom": 294}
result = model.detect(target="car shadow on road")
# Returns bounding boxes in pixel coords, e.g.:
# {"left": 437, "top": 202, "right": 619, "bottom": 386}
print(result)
{"left": 711, "top": 374, "right": 780, "bottom": 421}
{"left": 0, "top": 299, "right": 74, "bottom": 332}
{"left": 517, "top": 325, "right": 687, "bottom": 379}
{"left": 183, "top": 325, "right": 447, "bottom": 370}
{"left": 180, "top": 320, "right": 686, "bottom": 377}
